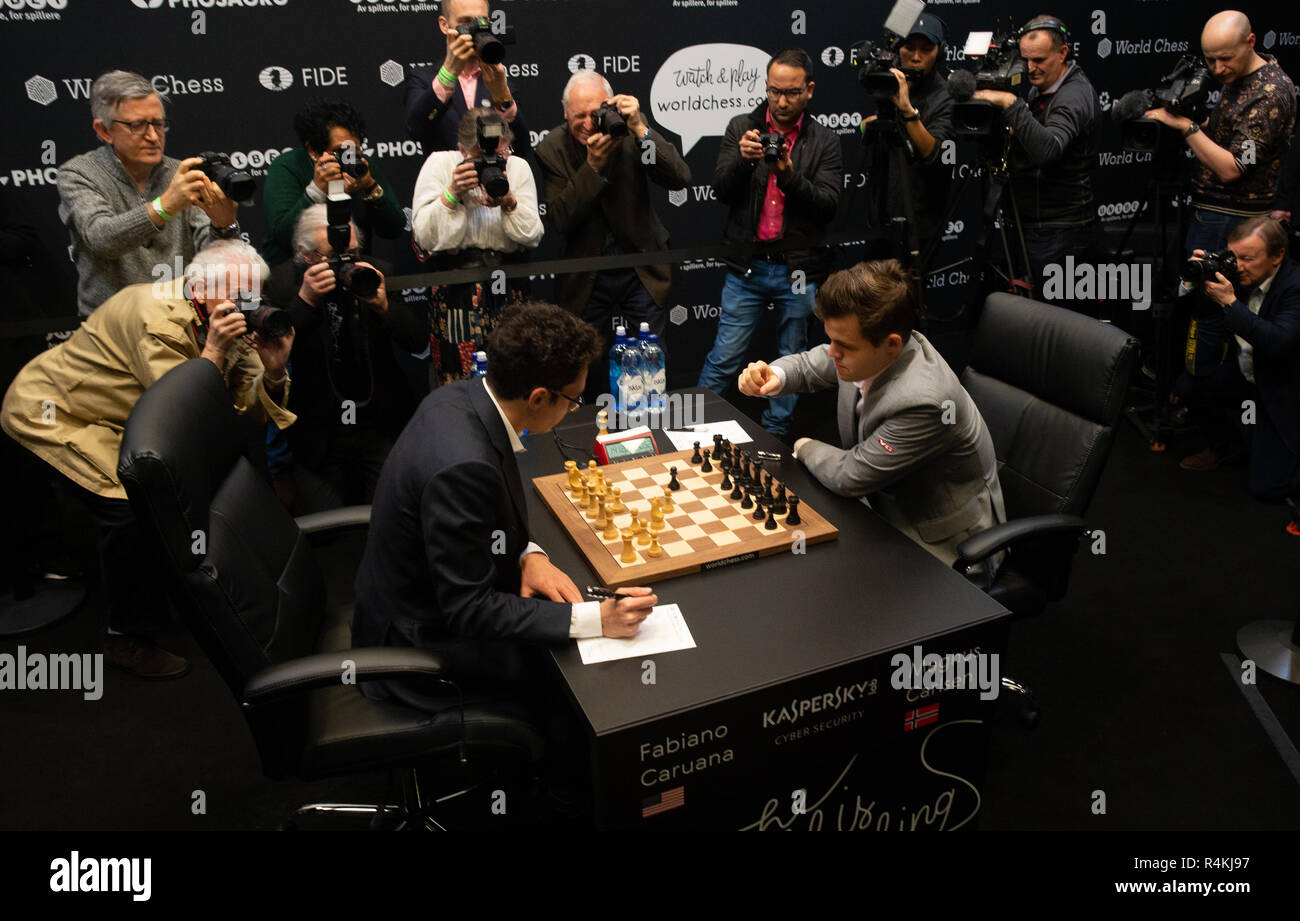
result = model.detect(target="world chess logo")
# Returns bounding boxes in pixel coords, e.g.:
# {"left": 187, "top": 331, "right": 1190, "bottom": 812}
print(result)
{"left": 258, "top": 66, "right": 293, "bottom": 92}
{"left": 1096, "top": 37, "right": 1112, "bottom": 58}
{"left": 379, "top": 60, "right": 404, "bottom": 88}
{"left": 25, "top": 75, "right": 57, "bottom": 107}
{"left": 1264, "top": 30, "right": 1277, "bottom": 50}
{"left": 820, "top": 47, "right": 844, "bottom": 67}
{"left": 568, "top": 53, "right": 597, "bottom": 74}
{"left": 669, "top": 305, "right": 689, "bottom": 326}
{"left": 668, "top": 188, "right": 688, "bottom": 208}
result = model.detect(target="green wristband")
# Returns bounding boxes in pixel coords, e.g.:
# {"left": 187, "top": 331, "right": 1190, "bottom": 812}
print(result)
{"left": 444, "top": 189, "right": 460, "bottom": 206}
{"left": 437, "top": 66, "right": 457, "bottom": 88}
{"left": 152, "top": 197, "right": 171, "bottom": 222}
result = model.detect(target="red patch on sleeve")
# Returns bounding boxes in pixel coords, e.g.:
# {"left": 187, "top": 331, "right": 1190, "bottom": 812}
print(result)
{"left": 878, "top": 437, "right": 895, "bottom": 454}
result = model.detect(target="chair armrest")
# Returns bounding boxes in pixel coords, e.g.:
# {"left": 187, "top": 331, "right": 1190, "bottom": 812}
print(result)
{"left": 242, "top": 647, "right": 448, "bottom": 707}
{"left": 294, "top": 505, "right": 371, "bottom": 536}
{"left": 953, "top": 514, "right": 1087, "bottom": 568}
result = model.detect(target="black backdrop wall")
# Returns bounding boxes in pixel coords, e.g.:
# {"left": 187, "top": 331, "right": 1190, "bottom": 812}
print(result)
{"left": 2, "top": 0, "right": 1297, "bottom": 387}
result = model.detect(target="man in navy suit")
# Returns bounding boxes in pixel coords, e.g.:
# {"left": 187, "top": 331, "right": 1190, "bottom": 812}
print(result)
{"left": 1180, "top": 217, "right": 1300, "bottom": 516}
{"left": 353, "top": 302, "right": 656, "bottom": 713}
{"left": 403, "top": 0, "right": 525, "bottom": 153}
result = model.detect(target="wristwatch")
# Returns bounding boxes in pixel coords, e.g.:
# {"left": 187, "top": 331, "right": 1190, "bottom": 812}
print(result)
{"left": 214, "top": 221, "right": 240, "bottom": 238}
{"left": 1182, "top": 122, "right": 1201, "bottom": 139}
{"left": 903, "top": 107, "right": 921, "bottom": 122}
{"left": 361, "top": 183, "right": 385, "bottom": 202}
{"left": 494, "top": 97, "right": 514, "bottom": 112}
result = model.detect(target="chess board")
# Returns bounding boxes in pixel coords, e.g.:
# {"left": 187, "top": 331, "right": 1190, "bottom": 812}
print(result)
{"left": 532, "top": 448, "right": 838, "bottom": 587}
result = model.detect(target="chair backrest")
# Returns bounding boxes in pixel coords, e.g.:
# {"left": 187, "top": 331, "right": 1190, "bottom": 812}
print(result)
{"left": 118, "top": 359, "right": 326, "bottom": 701}
{"left": 961, "top": 293, "right": 1139, "bottom": 519}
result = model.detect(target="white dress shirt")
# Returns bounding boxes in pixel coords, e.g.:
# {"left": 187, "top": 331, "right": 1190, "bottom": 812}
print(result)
{"left": 411, "top": 151, "right": 543, "bottom": 255}
{"left": 1235, "top": 271, "right": 1274, "bottom": 385}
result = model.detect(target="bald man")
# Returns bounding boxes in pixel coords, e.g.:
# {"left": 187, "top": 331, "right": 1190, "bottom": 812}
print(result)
{"left": 1145, "top": 11, "right": 1296, "bottom": 256}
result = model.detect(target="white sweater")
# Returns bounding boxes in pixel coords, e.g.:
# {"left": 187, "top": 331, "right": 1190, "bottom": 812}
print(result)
{"left": 411, "top": 150, "right": 543, "bottom": 255}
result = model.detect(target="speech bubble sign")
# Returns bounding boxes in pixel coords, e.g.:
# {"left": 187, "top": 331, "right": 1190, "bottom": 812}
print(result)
{"left": 650, "top": 43, "right": 770, "bottom": 155}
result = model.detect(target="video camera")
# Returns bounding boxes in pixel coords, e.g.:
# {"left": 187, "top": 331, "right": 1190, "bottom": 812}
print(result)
{"left": 850, "top": 40, "right": 924, "bottom": 96}
{"left": 948, "top": 32, "right": 1027, "bottom": 135}
{"left": 1182, "top": 249, "right": 1238, "bottom": 285}
{"left": 193, "top": 151, "right": 256, "bottom": 205}
{"left": 1114, "top": 55, "right": 1213, "bottom": 152}
{"left": 456, "top": 16, "right": 516, "bottom": 66}
{"left": 325, "top": 186, "right": 381, "bottom": 300}
{"left": 465, "top": 113, "right": 510, "bottom": 199}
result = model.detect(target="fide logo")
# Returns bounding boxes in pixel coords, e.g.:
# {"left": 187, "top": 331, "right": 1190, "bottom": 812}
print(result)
{"left": 669, "top": 305, "right": 689, "bottom": 326}
{"left": 821, "top": 47, "right": 845, "bottom": 67}
{"left": 259, "top": 66, "right": 293, "bottom": 92}
{"left": 568, "top": 53, "right": 597, "bottom": 73}
{"left": 25, "top": 75, "right": 58, "bottom": 107}
{"left": 668, "top": 188, "right": 688, "bottom": 208}
{"left": 379, "top": 59, "right": 404, "bottom": 88}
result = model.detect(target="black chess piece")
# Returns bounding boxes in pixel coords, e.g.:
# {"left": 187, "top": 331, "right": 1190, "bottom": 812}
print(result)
{"left": 721, "top": 439, "right": 731, "bottom": 463}
{"left": 730, "top": 479, "right": 744, "bottom": 501}
{"left": 719, "top": 467, "right": 732, "bottom": 491}
{"left": 740, "top": 487, "right": 753, "bottom": 510}
{"left": 713, "top": 433, "right": 724, "bottom": 462}
{"left": 786, "top": 494, "right": 801, "bottom": 526}
{"left": 764, "top": 503, "right": 778, "bottom": 530}
{"left": 773, "top": 483, "right": 788, "bottom": 515}
{"left": 691, "top": 441, "right": 702, "bottom": 464}
{"left": 700, "top": 449, "right": 712, "bottom": 473}
{"left": 764, "top": 476, "right": 774, "bottom": 503}
{"left": 668, "top": 466, "right": 680, "bottom": 491}
{"left": 753, "top": 496, "right": 766, "bottom": 521}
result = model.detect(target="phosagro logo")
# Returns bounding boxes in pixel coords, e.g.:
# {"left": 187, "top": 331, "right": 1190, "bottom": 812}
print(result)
{"left": 135, "top": 0, "right": 288, "bottom": 7}
{"left": 568, "top": 53, "right": 596, "bottom": 73}
{"left": 25, "top": 74, "right": 57, "bottom": 106}
{"left": 259, "top": 66, "right": 293, "bottom": 91}
{"left": 379, "top": 59, "right": 404, "bottom": 87}
{"left": 821, "top": 46, "right": 844, "bottom": 67}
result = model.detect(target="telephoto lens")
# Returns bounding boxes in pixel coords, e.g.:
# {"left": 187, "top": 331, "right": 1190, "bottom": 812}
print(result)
{"left": 194, "top": 151, "right": 257, "bottom": 204}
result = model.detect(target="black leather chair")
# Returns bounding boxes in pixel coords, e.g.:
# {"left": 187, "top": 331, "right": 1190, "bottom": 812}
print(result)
{"left": 953, "top": 294, "right": 1140, "bottom": 718}
{"left": 117, "top": 358, "right": 544, "bottom": 829}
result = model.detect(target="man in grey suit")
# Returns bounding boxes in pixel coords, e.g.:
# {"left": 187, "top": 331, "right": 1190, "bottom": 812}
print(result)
{"left": 738, "top": 259, "right": 1005, "bottom": 566}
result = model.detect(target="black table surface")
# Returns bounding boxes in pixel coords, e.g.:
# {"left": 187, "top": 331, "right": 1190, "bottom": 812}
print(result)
{"left": 519, "top": 388, "right": 1010, "bottom": 736}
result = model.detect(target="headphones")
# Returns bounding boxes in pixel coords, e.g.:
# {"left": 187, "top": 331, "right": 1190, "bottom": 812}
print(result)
{"left": 1018, "top": 15, "right": 1072, "bottom": 57}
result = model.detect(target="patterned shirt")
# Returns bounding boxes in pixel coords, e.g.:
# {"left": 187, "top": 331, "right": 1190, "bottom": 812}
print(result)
{"left": 1192, "top": 55, "right": 1296, "bottom": 214}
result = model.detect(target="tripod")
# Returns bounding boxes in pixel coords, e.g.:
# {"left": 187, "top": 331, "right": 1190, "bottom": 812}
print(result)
{"left": 859, "top": 106, "right": 930, "bottom": 325}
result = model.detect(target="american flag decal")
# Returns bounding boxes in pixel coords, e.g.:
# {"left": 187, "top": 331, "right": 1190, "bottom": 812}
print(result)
{"left": 903, "top": 703, "right": 939, "bottom": 732}
{"left": 878, "top": 437, "right": 895, "bottom": 453}
{"left": 642, "top": 786, "right": 686, "bottom": 818}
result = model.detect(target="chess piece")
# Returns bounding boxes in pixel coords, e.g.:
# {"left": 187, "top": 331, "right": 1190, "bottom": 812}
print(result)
{"left": 730, "top": 479, "right": 744, "bottom": 501}
{"left": 628, "top": 508, "right": 640, "bottom": 533}
{"left": 578, "top": 481, "right": 590, "bottom": 509}
{"left": 719, "top": 466, "right": 732, "bottom": 491}
{"left": 588, "top": 459, "right": 598, "bottom": 482}
{"left": 662, "top": 486, "right": 674, "bottom": 513}
{"left": 764, "top": 503, "right": 778, "bottom": 530}
{"left": 595, "top": 494, "right": 608, "bottom": 527}
{"left": 721, "top": 438, "right": 731, "bottom": 461}
{"left": 571, "top": 472, "right": 585, "bottom": 497}
{"left": 637, "top": 523, "right": 651, "bottom": 547}
{"left": 609, "top": 487, "right": 625, "bottom": 513}
{"left": 597, "top": 409, "right": 609, "bottom": 436}
{"left": 586, "top": 489, "right": 602, "bottom": 519}
{"left": 650, "top": 498, "right": 665, "bottom": 532}
{"left": 667, "top": 466, "right": 680, "bottom": 491}
{"left": 753, "top": 496, "right": 766, "bottom": 520}
{"left": 565, "top": 459, "right": 579, "bottom": 489}
{"left": 603, "top": 512, "right": 619, "bottom": 541}
{"left": 620, "top": 530, "right": 637, "bottom": 563}
{"left": 713, "top": 433, "right": 724, "bottom": 462}
{"left": 740, "top": 487, "right": 753, "bottom": 510}
{"left": 786, "top": 494, "right": 801, "bottom": 526}
{"left": 646, "top": 534, "right": 663, "bottom": 558}
{"left": 701, "top": 449, "right": 712, "bottom": 473}
{"left": 691, "top": 441, "right": 702, "bottom": 464}
{"left": 773, "top": 483, "right": 788, "bottom": 516}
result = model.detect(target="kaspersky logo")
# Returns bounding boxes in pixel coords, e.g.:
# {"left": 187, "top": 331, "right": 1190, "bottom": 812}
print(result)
{"left": 25, "top": 75, "right": 57, "bottom": 106}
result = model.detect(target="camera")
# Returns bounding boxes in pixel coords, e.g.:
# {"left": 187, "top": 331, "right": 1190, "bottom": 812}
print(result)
{"left": 1116, "top": 55, "right": 1213, "bottom": 152}
{"left": 592, "top": 100, "right": 629, "bottom": 139}
{"left": 465, "top": 114, "right": 510, "bottom": 199}
{"left": 233, "top": 292, "right": 292, "bottom": 340}
{"left": 193, "top": 151, "right": 256, "bottom": 204}
{"left": 325, "top": 191, "right": 381, "bottom": 300}
{"left": 851, "top": 40, "right": 901, "bottom": 96}
{"left": 456, "top": 16, "right": 516, "bottom": 66}
{"left": 757, "top": 131, "right": 787, "bottom": 163}
{"left": 1182, "top": 249, "right": 1238, "bottom": 285}
{"left": 333, "top": 142, "right": 369, "bottom": 180}
{"left": 948, "top": 33, "right": 1027, "bottom": 135}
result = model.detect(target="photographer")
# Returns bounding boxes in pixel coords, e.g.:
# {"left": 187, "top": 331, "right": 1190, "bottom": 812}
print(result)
{"left": 2, "top": 240, "right": 292, "bottom": 677}
{"left": 536, "top": 69, "right": 690, "bottom": 399}
{"left": 261, "top": 99, "right": 405, "bottom": 267}
{"left": 58, "top": 70, "right": 241, "bottom": 316}
{"left": 1144, "top": 12, "right": 1296, "bottom": 256}
{"left": 411, "top": 108, "right": 542, "bottom": 384}
{"left": 1174, "top": 219, "right": 1300, "bottom": 517}
{"left": 972, "top": 16, "right": 1099, "bottom": 301}
{"left": 265, "top": 206, "right": 425, "bottom": 514}
{"left": 698, "top": 48, "right": 844, "bottom": 439}
{"left": 404, "top": 0, "right": 523, "bottom": 153}
{"left": 860, "top": 14, "right": 954, "bottom": 264}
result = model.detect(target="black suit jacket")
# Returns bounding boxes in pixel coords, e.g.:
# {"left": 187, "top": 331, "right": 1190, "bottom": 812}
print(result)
{"left": 534, "top": 123, "right": 690, "bottom": 314}
{"left": 353, "top": 379, "right": 571, "bottom": 703}
{"left": 403, "top": 65, "right": 531, "bottom": 157}
{"left": 1224, "top": 257, "right": 1300, "bottom": 455}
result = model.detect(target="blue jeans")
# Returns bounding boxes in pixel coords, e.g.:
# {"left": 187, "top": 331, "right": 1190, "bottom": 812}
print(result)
{"left": 1185, "top": 207, "right": 1249, "bottom": 258}
{"left": 697, "top": 260, "right": 816, "bottom": 436}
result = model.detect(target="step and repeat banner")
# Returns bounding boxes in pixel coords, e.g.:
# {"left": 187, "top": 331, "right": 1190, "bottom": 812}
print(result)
{"left": 2, "top": 0, "right": 1298, "bottom": 385}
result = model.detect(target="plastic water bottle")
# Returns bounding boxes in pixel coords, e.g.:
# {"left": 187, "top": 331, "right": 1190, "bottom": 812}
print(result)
{"left": 641, "top": 333, "right": 666, "bottom": 410}
{"left": 608, "top": 326, "right": 628, "bottom": 411}
{"left": 619, "top": 334, "right": 645, "bottom": 414}
{"left": 473, "top": 351, "right": 488, "bottom": 378}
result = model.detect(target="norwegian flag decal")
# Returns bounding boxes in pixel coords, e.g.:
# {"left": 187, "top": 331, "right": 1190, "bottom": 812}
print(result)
{"left": 903, "top": 703, "right": 940, "bottom": 732}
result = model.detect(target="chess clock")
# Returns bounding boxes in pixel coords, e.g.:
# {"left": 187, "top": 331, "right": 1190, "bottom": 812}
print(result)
{"left": 594, "top": 425, "right": 659, "bottom": 464}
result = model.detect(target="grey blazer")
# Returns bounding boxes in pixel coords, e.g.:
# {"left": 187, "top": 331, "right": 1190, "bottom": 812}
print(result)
{"left": 773, "top": 332, "right": 1005, "bottom": 566}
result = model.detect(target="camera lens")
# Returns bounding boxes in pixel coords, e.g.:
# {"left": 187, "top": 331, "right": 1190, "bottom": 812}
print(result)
{"left": 338, "top": 262, "right": 381, "bottom": 300}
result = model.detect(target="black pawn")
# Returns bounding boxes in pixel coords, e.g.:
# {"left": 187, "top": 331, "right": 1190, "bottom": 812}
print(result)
{"left": 719, "top": 466, "right": 732, "bottom": 491}
{"left": 730, "top": 479, "right": 744, "bottom": 501}
{"left": 691, "top": 441, "right": 702, "bottom": 464}
{"left": 773, "top": 484, "right": 788, "bottom": 515}
{"left": 740, "top": 487, "right": 754, "bottom": 510}
{"left": 764, "top": 503, "right": 778, "bottom": 530}
{"left": 786, "top": 495, "right": 801, "bottom": 526}
{"left": 700, "top": 449, "right": 712, "bottom": 473}
{"left": 668, "top": 466, "right": 680, "bottom": 491}
{"left": 753, "top": 496, "right": 767, "bottom": 521}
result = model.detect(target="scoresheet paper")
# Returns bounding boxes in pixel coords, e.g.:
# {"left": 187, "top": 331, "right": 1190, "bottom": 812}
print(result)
{"left": 576, "top": 604, "right": 696, "bottom": 664}
{"left": 662, "top": 420, "right": 753, "bottom": 452}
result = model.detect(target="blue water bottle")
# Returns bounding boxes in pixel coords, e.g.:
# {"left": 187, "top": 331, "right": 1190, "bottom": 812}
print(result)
{"left": 608, "top": 325, "right": 628, "bottom": 411}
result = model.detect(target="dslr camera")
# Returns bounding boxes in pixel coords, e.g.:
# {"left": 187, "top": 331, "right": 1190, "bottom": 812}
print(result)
{"left": 233, "top": 291, "right": 292, "bottom": 340}
{"left": 333, "top": 142, "right": 370, "bottom": 180}
{"left": 757, "top": 131, "right": 787, "bottom": 163}
{"left": 592, "top": 100, "right": 629, "bottom": 139}
{"left": 325, "top": 190, "right": 381, "bottom": 300}
{"left": 464, "top": 113, "right": 510, "bottom": 199}
{"left": 193, "top": 151, "right": 256, "bottom": 204}
{"left": 1182, "top": 249, "right": 1238, "bottom": 285}
{"left": 456, "top": 16, "right": 516, "bottom": 66}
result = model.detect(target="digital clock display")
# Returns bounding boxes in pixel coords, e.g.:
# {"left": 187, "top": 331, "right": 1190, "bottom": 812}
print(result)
{"left": 605, "top": 436, "right": 655, "bottom": 461}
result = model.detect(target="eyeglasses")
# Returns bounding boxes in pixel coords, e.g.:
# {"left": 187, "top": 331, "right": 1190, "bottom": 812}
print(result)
{"left": 766, "top": 86, "right": 806, "bottom": 101}
{"left": 112, "top": 118, "right": 170, "bottom": 137}
{"left": 549, "top": 389, "right": 585, "bottom": 412}
{"left": 303, "top": 246, "right": 362, "bottom": 263}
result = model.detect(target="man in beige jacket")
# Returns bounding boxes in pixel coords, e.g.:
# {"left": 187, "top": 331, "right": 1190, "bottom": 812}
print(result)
{"left": 2, "top": 240, "right": 295, "bottom": 678}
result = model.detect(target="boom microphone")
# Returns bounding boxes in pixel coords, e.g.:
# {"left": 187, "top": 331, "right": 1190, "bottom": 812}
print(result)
{"left": 1112, "top": 88, "right": 1157, "bottom": 125}
{"left": 948, "top": 69, "right": 977, "bottom": 102}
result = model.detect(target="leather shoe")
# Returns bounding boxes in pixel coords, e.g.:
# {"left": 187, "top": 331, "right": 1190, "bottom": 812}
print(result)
{"left": 1179, "top": 448, "right": 1223, "bottom": 471}
{"left": 103, "top": 633, "right": 190, "bottom": 680}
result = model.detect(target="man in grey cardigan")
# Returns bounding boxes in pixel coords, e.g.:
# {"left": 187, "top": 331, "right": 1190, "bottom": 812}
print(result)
{"left": 738, "top": 259, "right": 1005, "bottom": 566}
{"left": 57, "top": 70, "right": 242, "bottom": 316}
